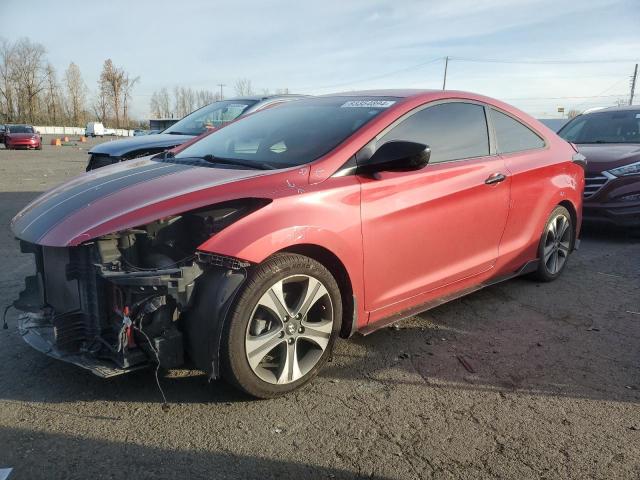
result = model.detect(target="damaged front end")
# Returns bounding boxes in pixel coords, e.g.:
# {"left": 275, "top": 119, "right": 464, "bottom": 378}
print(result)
{"left": 13, "top": 202, "right": 257, "bottom": 378}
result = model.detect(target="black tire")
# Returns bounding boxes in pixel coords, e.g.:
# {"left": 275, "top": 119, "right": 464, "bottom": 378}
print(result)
{"left": 531, "top": 205, "right": 574, "bottom": 282}
{"left": 221, "top": 253, "right": 342, "bottom": 398}
{"left": 36, "top": 145, "right": 42, "bottom": 150}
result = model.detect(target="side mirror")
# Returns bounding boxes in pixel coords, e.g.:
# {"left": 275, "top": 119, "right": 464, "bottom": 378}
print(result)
{"left": 358, "top": 140, "right": 430, "bottom": 175}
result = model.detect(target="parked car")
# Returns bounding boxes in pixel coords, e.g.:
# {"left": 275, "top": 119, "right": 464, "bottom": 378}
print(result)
{"left": 85, "top": 95, "right": 308, "bottom": 171}
{"left": 85, "top": 122, "right": 105, "bottom": 137}
{"left": 133, "top": 129, "right": 147, "bottom": 136}
{"left": 0, "top": 124, "right": 5, "bottom": 143}
{"left": 3, "top": 124, "right": 41, "bottom": 150}
{"left": 11, "top": 90, "right": 584, "bottom": 398}
{"left": 558, "top": 105, "right": 640, "bottom": 227}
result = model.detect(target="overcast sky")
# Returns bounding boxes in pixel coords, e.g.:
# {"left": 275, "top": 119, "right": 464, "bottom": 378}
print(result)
{"left": 3, "top": 0, "right": 639, "bottom": 119}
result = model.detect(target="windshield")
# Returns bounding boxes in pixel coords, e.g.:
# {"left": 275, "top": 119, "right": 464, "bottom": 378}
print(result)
{"left": 8, "top": 125, "right": 34, "bottom": 134}
{"left": 558, "top": 110, "right": 640, "bottom": 144}
{"left": 163, "top": 100, "right": 258, "bottom": 136}
{"left": 173, "top": 96, "right": 399, "bottom": 168}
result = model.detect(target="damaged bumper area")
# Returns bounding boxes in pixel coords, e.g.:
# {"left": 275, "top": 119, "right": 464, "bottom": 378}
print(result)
{"left": 13, "top": 212, "right": 249, "bottom": 378}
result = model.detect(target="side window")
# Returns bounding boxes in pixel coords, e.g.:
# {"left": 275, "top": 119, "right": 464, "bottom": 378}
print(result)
{"left": 379, "top": 102, "right": 490, "bottom": 163}
{"left": 492, "top": 109, "right": 545, "bottom": 154}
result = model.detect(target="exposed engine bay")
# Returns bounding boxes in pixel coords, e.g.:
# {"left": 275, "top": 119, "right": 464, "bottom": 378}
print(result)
{"left": 13, "top": 200, "right": 258, "bottom": 377}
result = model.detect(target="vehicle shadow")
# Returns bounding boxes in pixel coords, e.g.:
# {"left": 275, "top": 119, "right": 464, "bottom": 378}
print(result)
{"left": 0, "top": 426, "right": 394, "bottom": 480}
{"left": 580, "top": 222, "right": 640, "bottom": 242}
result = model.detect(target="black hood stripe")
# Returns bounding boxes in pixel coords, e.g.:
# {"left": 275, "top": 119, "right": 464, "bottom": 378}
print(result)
{"left": 13, "top": 161, "right": 194, "bottom": 243}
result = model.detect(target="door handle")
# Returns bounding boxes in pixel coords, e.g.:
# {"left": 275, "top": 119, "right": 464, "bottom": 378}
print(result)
{"left": 485, "top": 173, "right": 507, "bottom": 185}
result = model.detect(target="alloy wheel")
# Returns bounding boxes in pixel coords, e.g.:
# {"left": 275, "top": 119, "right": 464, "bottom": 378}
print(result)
{"left": 245, "top": 274, "right": 334, "bottom": 385}
{"left": 543, "top": 214, "right": 571, "bottom": 275}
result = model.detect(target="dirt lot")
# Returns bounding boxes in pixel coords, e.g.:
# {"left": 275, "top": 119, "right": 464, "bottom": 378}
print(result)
{"left": 0, "top": 137, "right": 638, "bottom": 479}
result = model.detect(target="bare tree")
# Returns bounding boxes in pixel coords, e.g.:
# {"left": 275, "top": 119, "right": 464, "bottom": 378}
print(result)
{"left": 195, "top": 88, "right": 216, "bottom": 108}
{"left": 99, "top": 59, "right": 122, "bottom": 127}
{"left": 92, "top": 89, "right": 110, "bottom": 123}
{"left": 99, "top": 59, "right": 138, "bottom": 128}
{"left": 122, "top": 72, "right": 140, "bottom": 127}
{"left": 0, "top": 37, "right": 17, "bottom": 122}
{"left": 150, "top": 87, "right": 172, "bottom": 118}
{"left": 234, "top": 78, "right": 253, "bottom": 96}
{"left": 12, "top": 38, "right": 47, "bottom": 123}
{"left": 42, "top": 63, "right": 64, "bottom": 124}
{"left": 174, "top": 86, "right": 196, "bottom": 117}
{"left": 157, "top": 87, "right": 171, "bottom": 116}
{"left": 150, "top": 91, "right": 162, "bottom": 118}
{"left": 64, "top": 62, "right": 87, "bottom": 126}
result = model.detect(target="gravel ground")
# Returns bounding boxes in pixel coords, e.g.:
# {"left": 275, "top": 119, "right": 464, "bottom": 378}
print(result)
{"left": 0, "top": 136, "right": 638, "bottom": 479}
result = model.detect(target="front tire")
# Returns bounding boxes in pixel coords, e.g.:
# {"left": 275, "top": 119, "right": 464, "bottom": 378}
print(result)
{"left": 221, "top": 253, "right": 342, "bottom": 398}
{"left": 532, "top": 205, "right": 574, "bottom": 282}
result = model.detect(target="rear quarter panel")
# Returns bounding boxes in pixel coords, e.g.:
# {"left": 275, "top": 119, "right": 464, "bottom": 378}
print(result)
{"left": 494, "top": 141, "right": 583, "bottom": 275}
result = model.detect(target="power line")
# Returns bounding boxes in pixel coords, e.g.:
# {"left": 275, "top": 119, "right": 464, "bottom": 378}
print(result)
{"left": 504, "top": 93, "right": 628, "bottom": 101}
{"left": 307, "top": 57, "right": 443, "bottom": 91}
{"left": 451, "top": 56, "right": 640, "bottom": 65}
{"left": 572, "top": 77, "right": 630, "bottom": 110}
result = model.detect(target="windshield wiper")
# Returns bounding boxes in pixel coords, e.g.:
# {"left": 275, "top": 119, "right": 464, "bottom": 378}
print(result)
{"left": 152, "top": 150, "right": 175, "bottom": 160}
{"left": 199, "top": 154, "right": 276, "bottom": 170}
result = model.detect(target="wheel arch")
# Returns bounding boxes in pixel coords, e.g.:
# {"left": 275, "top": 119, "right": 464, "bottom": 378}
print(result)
{"left": 277, "top": 243, "right": 356, "bottom": 338}
{"left": 558, "top": 199, "right": 579, "bottom": 249}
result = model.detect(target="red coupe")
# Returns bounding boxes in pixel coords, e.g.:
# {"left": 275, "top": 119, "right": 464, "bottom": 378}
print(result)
{"left": 11, "top": 90, "right": 584, "bottom": 398}
{"left": 4, "top": 124, "right": 42, "bottom": 150}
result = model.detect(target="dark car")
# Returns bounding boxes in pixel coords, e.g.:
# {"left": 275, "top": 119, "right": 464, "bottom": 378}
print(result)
{"left": 3, "top": 124, "right": 42, "bottom": 150}
{"left": 0, "top": 124, "right": 5, "bottom": 143}
{"left": 86, "top": 95, "right": 307, "bottom": 171}
{"left": 558, "top": 106, "right": 640, "bottom": 227}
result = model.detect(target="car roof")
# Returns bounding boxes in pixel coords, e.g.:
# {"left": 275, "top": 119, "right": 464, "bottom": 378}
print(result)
{"left": 322, "top": 89, "right": 440, "bottom": 98}
{"left": 582, "top": 105, "right": 640, "bottom": 114}
{"left": 232, "top": 94, "right": 310, "bottom": 102}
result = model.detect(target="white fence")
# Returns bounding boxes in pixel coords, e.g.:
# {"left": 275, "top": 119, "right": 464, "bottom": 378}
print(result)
{"left": 33, "top": 126, "right": 134, "bottom": 137}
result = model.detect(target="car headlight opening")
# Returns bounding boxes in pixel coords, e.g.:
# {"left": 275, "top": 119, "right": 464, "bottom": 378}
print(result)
{"left": 608, "top": 161, "right": 640, "bottom": 177}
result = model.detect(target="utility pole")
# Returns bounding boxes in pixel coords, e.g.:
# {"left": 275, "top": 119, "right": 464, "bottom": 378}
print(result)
{"left": 217, "top": 83, "right": 226, "bottom": 100}
{"left": 442, "top": 56, "right": 449, "bottom": 90}
{"left": 630, "top": 64, "right": 638, "bottom": 106}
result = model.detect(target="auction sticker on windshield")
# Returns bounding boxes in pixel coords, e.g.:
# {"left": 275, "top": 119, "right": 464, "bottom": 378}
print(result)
{"left": 341, "top": 100, "right": 396, "bottom": 108}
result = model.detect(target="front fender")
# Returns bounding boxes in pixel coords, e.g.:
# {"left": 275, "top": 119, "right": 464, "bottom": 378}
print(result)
{"left": 197, "top": 176, "right": 367, "bottom": 328}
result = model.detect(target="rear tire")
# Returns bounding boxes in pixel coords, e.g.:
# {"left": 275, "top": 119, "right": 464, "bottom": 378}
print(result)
{"left": 531, "top": 205, "right": 574, "bottom": 282}
{"left": 221, "top": 253, "right": 342, "bottom": 398}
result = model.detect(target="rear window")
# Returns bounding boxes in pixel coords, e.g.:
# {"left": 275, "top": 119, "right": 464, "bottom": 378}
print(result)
{"left": 491, "top": 110, "right": 545, "bottom": 154}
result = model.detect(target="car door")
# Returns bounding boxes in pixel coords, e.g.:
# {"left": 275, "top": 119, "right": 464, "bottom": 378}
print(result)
{"left": 359, "top": 101, "right": 511, "bottom": 315}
